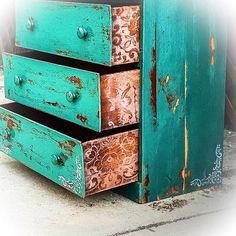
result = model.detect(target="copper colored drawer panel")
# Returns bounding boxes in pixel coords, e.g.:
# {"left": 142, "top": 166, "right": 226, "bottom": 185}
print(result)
{"left": 101, "top": 69, "right": 140, "bottom": 130}
{"left": 112, "top": 6, "right": 141, "bottom": 66}
{"left": 83, "top": 129, "right": 139, "bottom": 196}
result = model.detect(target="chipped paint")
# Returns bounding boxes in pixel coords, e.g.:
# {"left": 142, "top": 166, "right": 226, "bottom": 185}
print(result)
{"left": 173, "top": 99, "right": 179, "bottom": 113}
{"left": 28, "top": 79, "right": 34, "bottom": 84}
{"left": 150, "top": 26, "right": 157, "bottom": 126}
{"left": 181, "top": 61, "right": 189, "bottom": 192}
{"left": 143, "top": 174, "right": 150, "bottom": 187}
{"left": 165, "top": 185, "right": 179, "bottom": 196}
{"left": 55, "top": 50, "right": 71, "bottom": 56}
{"left": 163, "top": 75, "right": 170, "bottom": 86}
{"left": 58, "top": 140, "right": 76, "bottom": 156}
{"left": 45, "top": 101, "right": 60, "bottom": 107}
{"left": 68, "top": 76, "right": 83, "bottom": 89}
{"left": 8, "top": 59, "right": 12, "bottom": 70}
{"left": 77, "top": 114, "right": 88, "bottom": 124}
{"left": 166, "top": 93, "right": 176, "bottom": 110}
{"left": 210, "top": 36, "right": 216, "bottom": 65}
{"left": 7, "top": 119, "right": 14, "bottom": 129}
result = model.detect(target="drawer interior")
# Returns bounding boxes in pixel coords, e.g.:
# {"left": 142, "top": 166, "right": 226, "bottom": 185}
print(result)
{"left": 1, "top": 103, "right": 139, "bottom": 142}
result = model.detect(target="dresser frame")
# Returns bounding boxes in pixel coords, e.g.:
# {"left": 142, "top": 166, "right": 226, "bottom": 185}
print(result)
{"left": 118, "top": 0, "right": 227, "bottom": 203}
{"left": 0, "top": 0, "right": 227, "bottom": 204}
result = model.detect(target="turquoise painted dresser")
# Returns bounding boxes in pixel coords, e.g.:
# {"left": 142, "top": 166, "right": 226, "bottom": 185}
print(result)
{"left": 1, "top": 0, "right": 227, "bottom": 203}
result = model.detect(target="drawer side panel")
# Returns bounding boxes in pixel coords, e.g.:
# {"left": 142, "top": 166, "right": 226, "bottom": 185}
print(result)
{"left": 83, "top": 129, "right": 139, "bottom": 196}
{"left": 101, "top": 70, "right": 140, "bottom": 130}
{"left": 112, "top": 6, "right": 141, "bottom": 65}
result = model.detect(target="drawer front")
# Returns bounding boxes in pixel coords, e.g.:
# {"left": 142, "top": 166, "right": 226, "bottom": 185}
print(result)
{"left": 15, "top": 1, "right": 140, "bottom": 66}
{"left": 16, "top": 0, "right": 112, "bottom": 65}
{"left": 0, "top": 106, "right": 86, "bottom": 197}
{"left": 3, "top": 53, "right": 101, "bottom": 131}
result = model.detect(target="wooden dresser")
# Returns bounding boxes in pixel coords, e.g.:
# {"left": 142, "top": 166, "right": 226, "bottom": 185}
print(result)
{"left": 0, "top": 0, "right": 227, "bottom": 203}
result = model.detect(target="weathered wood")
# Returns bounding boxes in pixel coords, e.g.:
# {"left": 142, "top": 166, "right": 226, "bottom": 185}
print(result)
{"left": 118, "top": 0, "right": 227, "bottom": 203}
{"left": 15, "top": 0, "right": 140, "bottom": 66}
{"left": 0, "top": 103, "right": 139, "bottom": 197}
{"left": 0, "top": 103, "right": 86, "bottom": 197}
{"left": 3, "top": 53, "right": 140, "bottom": 132}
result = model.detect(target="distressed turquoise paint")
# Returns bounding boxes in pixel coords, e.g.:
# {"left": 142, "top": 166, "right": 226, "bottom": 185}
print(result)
{"left": 0, "top": 106, "right": 86, "bottom": 197}
{"left": 2, "top": 53, "right": 101, "bottom": 132}
{"left": 15, "top": 0, "right": 112, "bottom": 66}
{"left": 118, "top": 0, "right": 227, "bottom": 203}
{"left": 186, "top": 0, "right": 227, "bottom": 191}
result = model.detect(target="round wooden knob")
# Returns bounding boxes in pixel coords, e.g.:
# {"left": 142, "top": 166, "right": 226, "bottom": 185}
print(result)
{"left": 77, "top": 27, "right": 88, "bottom": 39}
{"left": 14, "top": 76, "right": 23, "bottom": 86}
{"left": 51, "top": 155, "right": 65, "bottom": 166}
{"left": 3, "top": 128, "right": 11, "bottom": 140}
{"left": 66, "top": 91, "right": 79, "bottom": 103}
{"left": 26, "top": 17, "right": 35, "bottom": 31}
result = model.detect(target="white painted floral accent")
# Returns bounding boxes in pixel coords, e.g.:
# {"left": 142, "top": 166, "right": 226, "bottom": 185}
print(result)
{"left": 0, "top": 141, "right": 11, "bottom": 155}
{"left": 190, "top": 144, "right": 223, "bottom": 188}
{"left": 58, "top": 157, "right": 83, "bottom": 195}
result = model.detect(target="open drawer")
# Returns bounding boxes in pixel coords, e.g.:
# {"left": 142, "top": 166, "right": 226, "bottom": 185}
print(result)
{"left": 0, "top": 103, "right": 139, "bottom": 197}
{"left": 2, "top": 52, "right": 140, "bottom": 132}
{"left": 15, "top": 0, "right": 141, "bottom": 66}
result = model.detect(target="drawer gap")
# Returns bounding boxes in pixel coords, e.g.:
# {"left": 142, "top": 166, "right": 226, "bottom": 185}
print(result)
{"left": 1, "top": 103, "right": 139, "bottom": 142}
{"left": 53, "top": 0, "right": 141, "bottom": 7}
{"left": 14, "top": 51, "right": 140, "bottom": 73}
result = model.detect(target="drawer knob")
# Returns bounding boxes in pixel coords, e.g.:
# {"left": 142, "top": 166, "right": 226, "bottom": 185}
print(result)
{"left": 66, "top": 91, "right": 79, "bottom": 103}
{"left": 26, "top": 17, "right": 35, "bottom": 31}
{"left": 14, "top": 76, "right": 23, "bottom": 86}
{"left": 51, "top": 154, "right": 66, "bottom": 166}
{"left": 3, "top": 128, "right": 11, "bottom": 140}
{"left": 77, "top": 27, "right": 88, "bottom": 39}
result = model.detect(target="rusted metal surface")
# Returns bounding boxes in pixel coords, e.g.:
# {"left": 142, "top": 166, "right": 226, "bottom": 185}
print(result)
{"left": 101, "top": 69, "right": 140, "bottom": 130}
{"left": 83, "top": 129, "right": 139, "bottom": 196}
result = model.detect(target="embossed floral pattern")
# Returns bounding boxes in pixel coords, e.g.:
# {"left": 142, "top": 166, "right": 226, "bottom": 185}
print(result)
{"left": 112, "top": 6, "right": 140, "bottom": 65}
{"left": 101, "top": 70, "right": 140, "bottom": 130}
{"left": 83, "top": 130, "right": 139, "bottom": 196}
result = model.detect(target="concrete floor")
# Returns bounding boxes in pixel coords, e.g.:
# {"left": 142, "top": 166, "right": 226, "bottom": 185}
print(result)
{"left": 0, "top": 70, "right": 236, "bottom": 236}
